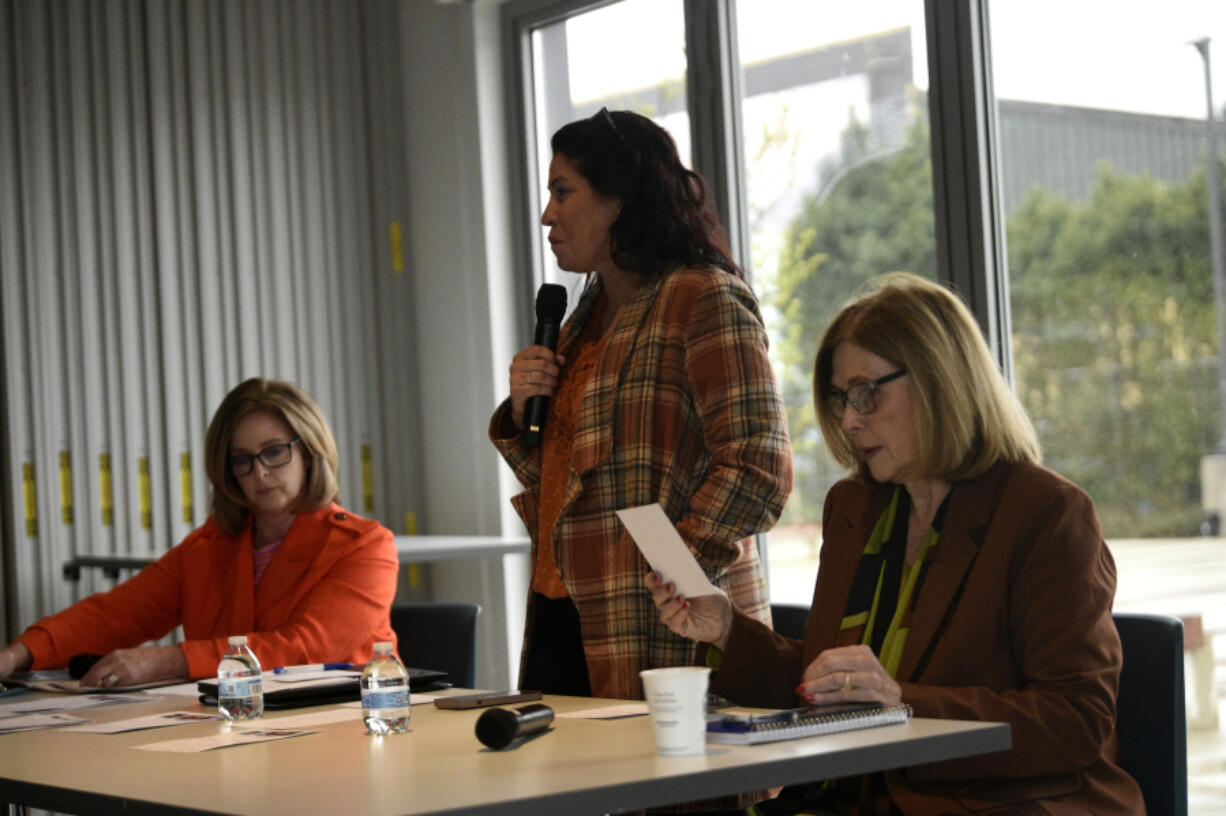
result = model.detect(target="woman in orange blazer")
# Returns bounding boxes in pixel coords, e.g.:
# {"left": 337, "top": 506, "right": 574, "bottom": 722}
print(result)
{"left": 649, "top": 274, "right": 1144, "bottom": 814}
{"left": 0, "top": 378, "right": 398, "bottom": 686}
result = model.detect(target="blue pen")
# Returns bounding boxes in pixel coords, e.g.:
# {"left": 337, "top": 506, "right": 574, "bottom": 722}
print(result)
{"left": 273, "top": 662, "right": 355, "bottom": 675}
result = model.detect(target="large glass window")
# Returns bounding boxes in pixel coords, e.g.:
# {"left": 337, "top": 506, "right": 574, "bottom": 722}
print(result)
{"left": 991, "top": 5, "right": 1226, "bottom": 541}
{"left": 990, "top": 7, "right": 1226, "bottom": 786}
{"left": 507, "top": 0, "right": 1224, "bottom": 797}
{"left": 528, "top": 0, "right": 689, "bottom": 287}
{"left": 736, "top": 1, "right": 933, "bottom": 602}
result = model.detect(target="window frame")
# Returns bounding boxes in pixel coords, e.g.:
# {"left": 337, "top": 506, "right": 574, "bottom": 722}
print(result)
{"left": 924, "top": 0, "right": 1013, "bottom": 378}
{"left": 500, "top": 0, "right": 1010, "bottom": 597}
{"left": 502, "top": 0, "right": 1009, "bottom": 373}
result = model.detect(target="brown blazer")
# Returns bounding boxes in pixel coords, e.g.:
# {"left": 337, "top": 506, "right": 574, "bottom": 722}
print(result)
{"left": 712, "top": 461, "right": 1145, "bottom": 814}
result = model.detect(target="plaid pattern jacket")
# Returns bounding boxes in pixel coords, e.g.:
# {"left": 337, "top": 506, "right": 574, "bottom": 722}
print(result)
{"left": 491, "top": 269, "right": 793, "bottom": 700}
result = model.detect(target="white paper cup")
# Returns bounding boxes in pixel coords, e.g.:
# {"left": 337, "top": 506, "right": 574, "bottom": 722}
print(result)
{"left": 639, "top": 666, "right": 710, "bottom": 756}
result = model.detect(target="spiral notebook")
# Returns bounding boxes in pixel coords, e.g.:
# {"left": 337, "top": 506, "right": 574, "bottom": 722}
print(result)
{"left": 706, "top": 702, "right": 912, "bottom": 745}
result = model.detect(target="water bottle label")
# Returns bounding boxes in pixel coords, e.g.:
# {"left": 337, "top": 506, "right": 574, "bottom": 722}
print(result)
{"left": 219, "top": 678, "right": 262, "bottom": 698}
{"left": 362, "top": 689, "right": 409, "bottom": 710}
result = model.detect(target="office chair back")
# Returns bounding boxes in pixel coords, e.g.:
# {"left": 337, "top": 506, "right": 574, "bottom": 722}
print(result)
{"left": 390, "top": 601, "right": 482, "bottom": 689}
{"left": 770, "top": 602, "right": 810, "bottom": 641}
{"left": 1113, "top": 612, "right": 1188, "bottom": 816}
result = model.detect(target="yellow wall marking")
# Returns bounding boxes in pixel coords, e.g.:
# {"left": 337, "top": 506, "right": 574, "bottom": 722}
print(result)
{"left": 59, "top": 449, "right": 73, "bottom": 525}
{"left": 361, "top": 444, "right": 374, "bottom": 515}
{"left": 138, "top": 456, "right": 152, "bottom": 530}
{"left": 99, "top": 452, "right": 113, "bottom": 527}
{"left": 390, "top": 221, "right": 404, "bottom": 273}
{"left": 22, "top": 462, "right": 37, "bottom": 537}
{"left": 180, "top": 452, "right": 193, "bottom": 525}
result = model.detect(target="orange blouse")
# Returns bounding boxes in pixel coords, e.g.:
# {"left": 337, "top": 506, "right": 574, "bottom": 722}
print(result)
{"left": 533, "top": 299, "right": 609, "bottom": 598}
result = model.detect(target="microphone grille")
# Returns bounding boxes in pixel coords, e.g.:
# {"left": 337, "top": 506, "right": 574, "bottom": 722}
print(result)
{"left": 535, "top": 283, "right": 568, "bottom": 322}
{"left": 475, "top": 707, "right": 519, "bottom": 749}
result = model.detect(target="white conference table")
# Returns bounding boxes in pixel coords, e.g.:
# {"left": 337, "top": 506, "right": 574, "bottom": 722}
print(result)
{"left": 0, "top": 689, "right": 1010, "bottom": 815}
{"left": 391, "top": 535, "right": 530, "bottom": 563}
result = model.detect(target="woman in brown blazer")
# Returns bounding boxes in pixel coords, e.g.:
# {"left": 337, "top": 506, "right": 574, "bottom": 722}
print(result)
{"left": 649, "top": 273, "right": 1145, "bottom": 815}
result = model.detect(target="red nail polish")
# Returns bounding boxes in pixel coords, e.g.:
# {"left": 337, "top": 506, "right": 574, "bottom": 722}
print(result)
{"left": 794, "top": 684, "right": 805, "bottom": 694}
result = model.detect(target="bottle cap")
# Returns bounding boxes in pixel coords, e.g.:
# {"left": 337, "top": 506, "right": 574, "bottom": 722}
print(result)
{"left": 228, "top": 635, "right": 248, "bottom": 646}
{"left": 373, "top": 641, "right": 393, "bottom": 653}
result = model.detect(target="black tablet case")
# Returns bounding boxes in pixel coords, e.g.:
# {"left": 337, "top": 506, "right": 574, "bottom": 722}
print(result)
{"left": 196, "top": 667, "right": 449, "bottom": 709}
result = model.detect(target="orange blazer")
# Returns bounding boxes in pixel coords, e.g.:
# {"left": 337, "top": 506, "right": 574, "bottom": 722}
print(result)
{"left": 18, "top": 503, "right": 399, "bottom": 679}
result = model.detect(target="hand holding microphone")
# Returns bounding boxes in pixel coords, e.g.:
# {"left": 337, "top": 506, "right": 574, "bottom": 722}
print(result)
{"left": 511, "top": 284, "right": 568, "bottom": 445}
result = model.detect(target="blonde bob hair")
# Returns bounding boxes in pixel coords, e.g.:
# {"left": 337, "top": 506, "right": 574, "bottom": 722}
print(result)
{"left": 814, "top": 273, "right": 1040, "bottom": 483}
{"left": 204, "top": 378, "right": 340, "bottom": 535}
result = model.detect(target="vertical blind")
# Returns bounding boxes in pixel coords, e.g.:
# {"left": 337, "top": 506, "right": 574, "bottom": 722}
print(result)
{"left": 0, "top": 0, "right": 420, "bottom": 632}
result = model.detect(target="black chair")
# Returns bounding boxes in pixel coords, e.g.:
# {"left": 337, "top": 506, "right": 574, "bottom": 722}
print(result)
{"left": 390, "top": 601, "right": 482, "bottom": 689}
{"left": 1113, "top": 612, "right": 1188, "bottom": 816}
{"left": 770, "top": 602, "right": 810, "bottom": 640}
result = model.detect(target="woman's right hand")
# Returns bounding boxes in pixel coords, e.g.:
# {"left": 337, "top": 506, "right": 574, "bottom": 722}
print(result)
{"left": 509, "top": 346, "right": 565, "bottom": 430}
{"left": 0, "top": 641, "right": 32, "bottom": 678}
{"left": 80, "top": 644, "right": 188, "bottom": 688}
{"left": 645, "top": 571, "right": 733, "bottom": 650}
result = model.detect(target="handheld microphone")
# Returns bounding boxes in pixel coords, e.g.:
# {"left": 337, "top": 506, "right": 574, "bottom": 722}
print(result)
{"left": 475, "top": 703, "right": 555, "bottom": 749}
{"left": 521, "top": 283, "right": 568, "bottom": 446}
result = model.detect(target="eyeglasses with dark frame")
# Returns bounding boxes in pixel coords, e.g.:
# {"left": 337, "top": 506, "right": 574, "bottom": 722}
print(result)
{"left": 230, "top": 438, "right": 303, "bottom": 477}
{"left": 824, "top": 369, "right": 908, "bottom": 419}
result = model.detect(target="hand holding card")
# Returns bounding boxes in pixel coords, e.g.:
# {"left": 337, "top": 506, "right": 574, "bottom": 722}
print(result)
{"left": 615, "top": 504, "right": 718, "bottom": 597}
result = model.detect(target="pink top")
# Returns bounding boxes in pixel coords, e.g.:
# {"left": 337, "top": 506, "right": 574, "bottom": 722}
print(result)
{"left": 252, "top": 537, "right": 284, "bottom": 590}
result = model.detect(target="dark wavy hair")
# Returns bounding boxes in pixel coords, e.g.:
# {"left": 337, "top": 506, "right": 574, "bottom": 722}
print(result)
{"left": 550, "top": 108, "right": 741, "bottom": 280}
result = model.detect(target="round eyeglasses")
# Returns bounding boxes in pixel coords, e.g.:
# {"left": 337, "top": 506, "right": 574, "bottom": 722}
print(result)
{"left": 230, "top": 438, "right": 303, "bottom": 477}
{"left": 824, "top": 369, "right": 907, "bottom": 419}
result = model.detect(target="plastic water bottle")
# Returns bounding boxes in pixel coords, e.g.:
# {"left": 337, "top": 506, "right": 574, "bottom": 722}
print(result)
{"left": 361, "top": 641, "right": 410, "bottom": 735}
{"left": 217, "top": 635, "right": 264, "bottom": 721}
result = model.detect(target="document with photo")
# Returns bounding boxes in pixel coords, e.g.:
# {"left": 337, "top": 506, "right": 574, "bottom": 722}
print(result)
{"left": 254, "top": 708, "right": 358, "bottom": 729}
{"left": 0, "top": 693, "right": 142, "bottom": 716}
{"left": 64, "top": 710, "right": 222, "bottom": 734}
{"left": 0, "top": 712, "right": 89, "bottom": 734}
{"left": 133, "top": 727, "right": 317, "bottom": 753}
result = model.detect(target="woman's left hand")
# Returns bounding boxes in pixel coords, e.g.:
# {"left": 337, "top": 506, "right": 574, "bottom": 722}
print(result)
{"left": 81, "top": 644, "right": 189, "bottom": 688}
{"left": 644, "top": 571, "right": 733, "bottom": 649}
{"left": 797, "top": 644, "right": 901, "bottom": 707}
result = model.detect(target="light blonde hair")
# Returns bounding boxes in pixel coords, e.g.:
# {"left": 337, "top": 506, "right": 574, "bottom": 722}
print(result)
{"left": 813, "top": 273, "right": 1040, "bottom": 482}
{"left": 204, "top": 378, "right": 340, "bottom": 535}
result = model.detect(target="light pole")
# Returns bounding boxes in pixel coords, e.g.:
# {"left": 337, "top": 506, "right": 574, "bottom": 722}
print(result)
{"left": 1193, "top": 39, "right": 1226, "bottom": 535}
{"left": 1193, "top": 38, "right": 1226, "bottom": 452}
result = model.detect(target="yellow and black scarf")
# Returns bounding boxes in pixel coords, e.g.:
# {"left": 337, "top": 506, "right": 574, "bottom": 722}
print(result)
{"left": 748, "top": 487, "right": 950, "bottom": 816}
{"left": 836, "top": 485, "right": 946, "bottom": 678}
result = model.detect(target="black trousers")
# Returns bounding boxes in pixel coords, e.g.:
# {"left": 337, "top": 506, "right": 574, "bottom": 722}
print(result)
{"left": 521, "top": 593, "right": 592, "bottom": 697}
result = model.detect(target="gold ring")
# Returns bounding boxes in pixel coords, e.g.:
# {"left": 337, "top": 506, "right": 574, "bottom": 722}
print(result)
{"left": 107, "top": 673, "right": 119, "bottom": 686}
{"left": 841, "top": 672, "right": 852, "bottom": 692}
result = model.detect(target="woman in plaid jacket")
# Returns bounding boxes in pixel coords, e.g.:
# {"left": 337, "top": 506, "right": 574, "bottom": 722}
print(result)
{"left": 490, "top": 109, "right": 793, "bottom": 701}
